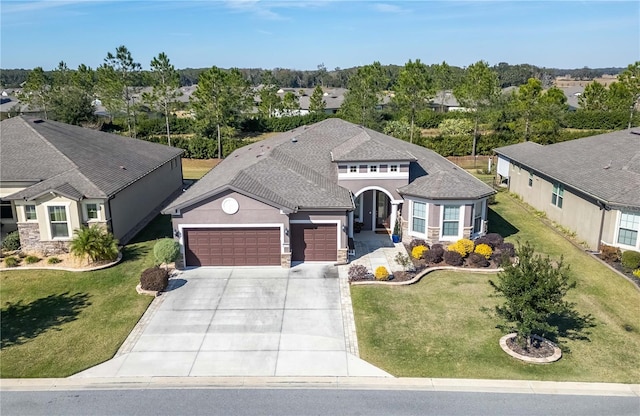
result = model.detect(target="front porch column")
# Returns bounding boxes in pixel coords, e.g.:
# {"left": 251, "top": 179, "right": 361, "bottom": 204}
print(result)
{"left": 390, "top": 203, "right": 398, "bottom": 239}
{"left": 348, "top": 210, "right": 354, "bottom": 238}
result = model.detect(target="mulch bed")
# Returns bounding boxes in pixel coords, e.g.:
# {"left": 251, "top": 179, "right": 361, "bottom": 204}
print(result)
{"left": 506, "top": 336, "right": 555, "bottom": 359}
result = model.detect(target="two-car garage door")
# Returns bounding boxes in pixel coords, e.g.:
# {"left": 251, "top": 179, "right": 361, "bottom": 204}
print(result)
{"left": 183, "top": 223, "right": 338, "bottom": 267}
{"left": 184, "top": 228, "right": 281, "bottom": 267}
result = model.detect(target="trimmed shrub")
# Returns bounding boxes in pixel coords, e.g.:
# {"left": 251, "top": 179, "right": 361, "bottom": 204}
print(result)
{"left": 2, "top": 231, "right": 20, "bottom": 251}
{"left": 621, "top": 250, "right": 640, "bottom": 270}
{"left": 468, "top": 252, "right": 489, "bottom": 267}
{"left": 425, "top": 244, "right": 444, "bottom": 263}
{"left": 633, "top": 269, "right": 640, "bottom": 278}
{"left": 154, "top": 238, "right": 181, "bottom": 267}
{"left": 348, "top": 264, "right": 370, "bottom": 282}
{"left": 474, "top": 243, "right": 493, "bottom": 260}
{"left": 394, "top": 253, "right": 412, "bottom": 270}
{"left": 485, "top": 233, "right": 505, "bottom": 248}
{"left": 457, "top": 239, "right": 475, "bottom": 256}
{"left": 47, "top": 257, "right": 62, "bottom": 264}
{"left": 140, "top": 266, "right": 169, "bottom": 292}
{"left": 24, "top": 255, "right": 40, "bottom": 264}
{"left": 411, "top": 245, "right": 428, "bottom": 260}
{"left": 4, "top": 256, "right": 20, "bottom": 267}
{"left": 444, "top": 250, "right": 463, "bottom": 266}
{"left": 498, "top": 242, "right": 515, "bottom": 257}
{"left": 409, "top": 239, "right": 428, "bottom": 251}
{"left": 374, "top": 266, "right": 390, "bottom": 281}
{"left": 447, "top": 242, "right": 467, "bottom": 258}
{"left": 600, "top": 244, "right": 621, "bottom": 262}
{"left": 473, "top": 236, "right": 492, "bottom": 249}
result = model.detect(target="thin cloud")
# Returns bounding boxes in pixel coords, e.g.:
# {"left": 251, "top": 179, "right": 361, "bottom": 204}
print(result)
{"left": 372, "top": 3, "right": 409, "bottom": 14}
{"left": 225, "top": 0, "right": 285, "bottom": 20}
{"left": 2, "top": 0, "right": 100, "bottom": 14}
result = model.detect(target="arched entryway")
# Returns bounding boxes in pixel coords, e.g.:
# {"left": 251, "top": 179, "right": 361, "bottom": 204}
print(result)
{"left": 350, "top": 186, "right": 401, "bottom": 239}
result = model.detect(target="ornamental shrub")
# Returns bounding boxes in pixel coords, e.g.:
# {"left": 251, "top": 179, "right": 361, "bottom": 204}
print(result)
{"left": 154, "top": 238, "right": 181, "bottom": 268}
{"left": 4, "top": 256, "right": 20, "bottom": 267}
{"left": 409, "top": 239, "right": 428, "bottom": 251}
{"left": 374, "top": 266, "right": 390, "bottom": 281}
{"left": 425, "top": 244, "right": 444, "bottom": 263}
{"left": 457, "top": 239, "right": 475, "bottom": 256}
{"left": 474, "top": 243, "right": 493, "bottom": 260}
{"left": 47, "top": 257, "right": 62, "bottom": 264}
{"left": 485, "top": 233, "right": 505, "bottom": 249}
{"left": 24, "top": 255, "right": 40, "bottom": 264}
{"left": 633, "top": 269, "right": 640, "bottom": 278}
{"left": 69, "top": 225, "right": 119, "bottom": 263}
{"left": 447, "top": 242, "right": 467, "bottom": 258}
{"left": 473, "top": 236, "right": 492, "bottom": 248}
{"left": 621, "top": 250, "right": 640, "bottom": 270}
{"left": 348, "top": 264, "right": 370, "bottom": 282}
{"left": 411, "top": 245, "right": 428, "bottom": 259}
{"left": 498, "top": 242, "right": 515, "bottom": 257}
{"left": 1, "top": 231, "right": 21, "bottom": 251}
{"left": 468, "top": 252, "right": 489, "bottom": 267}
{"left": 140, "top": 266, "right": 169, "bottom": 292}
{"left": 600, "top": 244, "right": 621, "bottom": 262}
{"left": 444, "top": 250, "right": 463, "bottom": 266}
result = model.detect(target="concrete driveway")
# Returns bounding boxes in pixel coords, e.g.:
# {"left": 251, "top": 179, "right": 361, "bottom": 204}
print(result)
{"left": 75, "top": 264, "right": 390, "bottom": 378}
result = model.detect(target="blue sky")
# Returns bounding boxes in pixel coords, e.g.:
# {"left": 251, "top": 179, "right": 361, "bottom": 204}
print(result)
{"left": 1, "top": 0, "right": 638, "bottom": 71}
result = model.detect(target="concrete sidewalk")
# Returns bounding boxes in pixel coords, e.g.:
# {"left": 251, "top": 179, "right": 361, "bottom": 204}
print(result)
{"left": 2, "top": 377, "right": 639, "bottom": 397}
{"left": 347, "top": 231, "right": 410, "bottom": 274}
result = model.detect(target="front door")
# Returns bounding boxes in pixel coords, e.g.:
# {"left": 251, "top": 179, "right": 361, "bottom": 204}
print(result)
{"left": 376, "top": 191, "right": 391, "bottom": 230}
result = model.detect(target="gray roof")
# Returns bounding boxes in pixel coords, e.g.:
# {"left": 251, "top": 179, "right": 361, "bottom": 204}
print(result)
{"left": 164, "top": 118, "right": 494, "bottom": 213}
{"left": 1, "top": 116, "right": 183, "bottom": 200}
{"left": 494, "top": 129, "right": 640, "bottom": 209}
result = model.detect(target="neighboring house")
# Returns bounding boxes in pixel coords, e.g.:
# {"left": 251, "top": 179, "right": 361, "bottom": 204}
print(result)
{"left": 494, "top": 129, "right": 640, "bottom": 252}
{"left": 429, "top": 90, "right": 467, "bottom": 112}
{"left": 162, "top": 118, "right": 495, "bottom": 268}
{"left": 0, "top": 116, "right": 184, "bottom": 253}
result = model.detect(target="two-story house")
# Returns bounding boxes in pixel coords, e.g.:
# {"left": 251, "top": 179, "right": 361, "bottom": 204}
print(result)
{"left": 162, "top": 118, "right": 495, "bottom": 268}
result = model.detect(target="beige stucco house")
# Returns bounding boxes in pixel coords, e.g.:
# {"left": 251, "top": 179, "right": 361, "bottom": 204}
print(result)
{"left": 0, "top": 116, "right": 184, "bottom": 254}
{"left": 162, "top": 118, "right": 495, "bottom": 268}
{"left": 494, "top": 129, "right": 640, "bottom": 252}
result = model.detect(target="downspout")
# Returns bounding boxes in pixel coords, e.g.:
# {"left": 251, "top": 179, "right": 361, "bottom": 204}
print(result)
{"left": 596, "top": 200, "right": 610, "bottom": 251}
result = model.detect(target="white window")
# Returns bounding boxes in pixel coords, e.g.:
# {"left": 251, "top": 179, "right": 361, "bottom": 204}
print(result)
{"left": 354, "top": 194, "right": 363, "bottom": 222}
{"left": 412, "top": 201, "right": 426, "bottom": 234}
{"left": 551, "top": 183, "right": 564, "bottom": 208}
{"left": 369, "top": 165, "right": 378, "bottom": 173}
{"left": 349, "top": 165, "right": 358, "bottom": 174}
{"left": 25, "top": 205, "right": 37, "bottom": 221}
{"left": 48, "top": 206, "right": 70, "bottom": 238}
{"left": 617, "top": 212, "right": 639, "bottom": 247}
{"left": 390, "top": 164, "right": 398, "bottom": 173}
{"left": 442, "top": 205, "right": 460, "bottom": 237}
{"left": 473, "top": 201, "right": 483, "bottom": 235}
{"left": 85, "top": 203, "right": 100, "bottom": 221}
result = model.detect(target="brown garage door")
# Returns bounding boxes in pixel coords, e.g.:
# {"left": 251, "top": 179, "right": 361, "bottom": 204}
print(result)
{"left": 291, "top": 223, "right": 337, "bottom": 262}
{"left": 184, "top": 228, "right": 281, "bottom": 267}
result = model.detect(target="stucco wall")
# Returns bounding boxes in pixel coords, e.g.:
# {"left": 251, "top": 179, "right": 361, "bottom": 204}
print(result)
{"left": 110, "top": 159, "right": 183, "bottom": 241}
{"left": 509, "top": 164, "right": 604, "bottom": 249}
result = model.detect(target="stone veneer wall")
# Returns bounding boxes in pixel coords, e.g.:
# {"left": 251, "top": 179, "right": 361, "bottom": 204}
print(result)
{"left": 281, "top": 253, "right": 292, "bottom": 268}
{"left": 337, "top": 248, "right": 348, "bottom": 265}
{"left": 17, "top": 222, "right": 69, "bottom": 255}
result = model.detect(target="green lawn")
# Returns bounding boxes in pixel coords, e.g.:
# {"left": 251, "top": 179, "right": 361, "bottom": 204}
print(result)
{"left": 351, "top": 191, "right": 640, "bottom": 383}
{"left": 0, "top": 215, "right": 172, "bottom": 378}
{"left": 182, "top": 158, "right": 220, "bottom": 180}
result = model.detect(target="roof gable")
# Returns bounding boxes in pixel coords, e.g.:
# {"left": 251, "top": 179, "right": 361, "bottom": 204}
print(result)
{"left": 494, "top": 130, "right": 640, "bottom": 208}
{"left": 1, "top": 116, "right": 183, "bottom": 199}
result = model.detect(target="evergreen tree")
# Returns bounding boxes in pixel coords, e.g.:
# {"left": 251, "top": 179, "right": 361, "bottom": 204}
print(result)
{"left": 309, "top": 85, "right": 326, "bottom": 113}
{"left": 392, "top": 59, "right": 434, "bottom": 143}
{"left": 20, "top": 67, "right": 50, "bottom": 119}
{"left": 143, "top": 52, "right": 180, "bottom": 145}
{"left": 339, "top": 62, "right": 388, "bottom": 128}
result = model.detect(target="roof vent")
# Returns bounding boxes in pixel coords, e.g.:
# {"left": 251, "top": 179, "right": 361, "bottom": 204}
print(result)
{"left": 291, "top": 137, "right": 298, "bottom": 143}
{"left": 120, "top": 165, "right": 126, "bottom": 170}
{"left": 631, "top": 131, "right": 640, "bottom": 136}
{"left": 33, "top": 119, "right": 45, "bottom": 124}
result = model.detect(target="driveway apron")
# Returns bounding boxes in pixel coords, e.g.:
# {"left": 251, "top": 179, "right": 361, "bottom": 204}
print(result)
{"left": 74, "top": 264, "right": 390, "bottom": 378}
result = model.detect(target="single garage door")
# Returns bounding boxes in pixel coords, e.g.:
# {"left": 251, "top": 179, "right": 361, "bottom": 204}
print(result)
{"left": 291, "top": 223, "right": 337, "bottom": 262}
{"left": 184, "top": 228, "right": 281, "bottom": 267}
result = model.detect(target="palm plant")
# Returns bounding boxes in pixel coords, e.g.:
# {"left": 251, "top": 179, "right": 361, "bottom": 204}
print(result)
{"left": 69, "top": 225, "right": 119, "bottom": 263}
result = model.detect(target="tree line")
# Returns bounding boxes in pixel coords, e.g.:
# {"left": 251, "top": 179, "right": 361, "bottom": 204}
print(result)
{"left": 7, "top": 44, "right": 640, "bottom": 160}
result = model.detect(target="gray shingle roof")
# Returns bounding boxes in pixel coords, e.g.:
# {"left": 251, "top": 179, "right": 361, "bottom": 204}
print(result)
{"left": 494, "top": 129, "right": 640, "bottom": 209}
{"left": 163, "top": 118, "right": 494, "bottom": 213}
{"left": 1, "top": 116, "right": 183, "bottom": 200}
